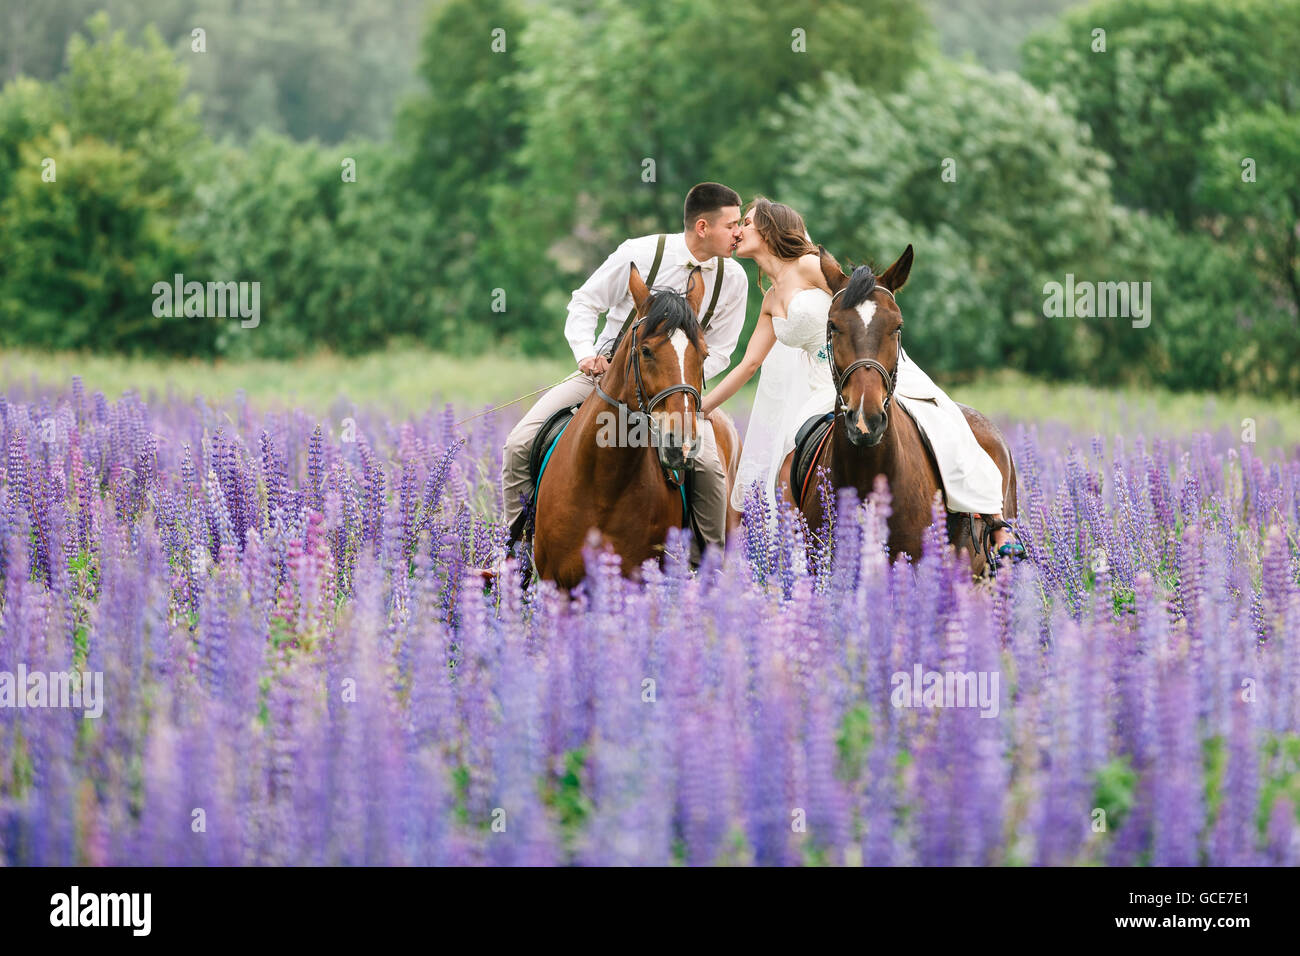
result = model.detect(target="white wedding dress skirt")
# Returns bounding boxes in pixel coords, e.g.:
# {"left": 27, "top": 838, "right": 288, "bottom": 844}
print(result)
{"left": 731, "top": 287, "right": 1005, "bottom": 520}
{"left": 731, "top": 288, "right": 837, "bottom": 515}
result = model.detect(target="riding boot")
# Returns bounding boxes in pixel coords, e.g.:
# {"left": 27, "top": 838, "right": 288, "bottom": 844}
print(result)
{"left": 501, "top": 375, "right": 596, "bottom": 534}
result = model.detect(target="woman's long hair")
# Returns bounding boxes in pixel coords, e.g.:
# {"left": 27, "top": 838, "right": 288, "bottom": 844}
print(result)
{"left": 748, "top": 196, "right": 817, "bottom": 293}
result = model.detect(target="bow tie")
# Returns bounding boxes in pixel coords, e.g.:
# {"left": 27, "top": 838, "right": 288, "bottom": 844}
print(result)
{"left": 682, "top": 257, "right": 715, "bottom": 271}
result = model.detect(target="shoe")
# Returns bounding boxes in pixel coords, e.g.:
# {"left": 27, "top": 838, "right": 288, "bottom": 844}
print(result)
{"left": 995, "top": 540, "right": 1027, "bottom": 563}
{"left": 476, "top": 540, "right": 520, "bottom": 581}
{"left": 980, "top": 517, "right": 1026, "bottom": 569}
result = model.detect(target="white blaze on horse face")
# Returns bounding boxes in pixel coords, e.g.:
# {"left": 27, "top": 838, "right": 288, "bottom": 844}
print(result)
{"left": 850, "top": 298, "right": 877, "bottom": 428}
{"left": 669, "top": 329, "right": 689, "bottom": 382}
{"left": 662, "top": 328, "right": 696, "bottom": 449}
{"left": 854, "top": 297, "right": 877, "bottom": 332}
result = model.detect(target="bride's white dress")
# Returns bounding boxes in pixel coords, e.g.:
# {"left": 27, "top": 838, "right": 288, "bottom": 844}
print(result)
{"left": 731, "top": 286, "right": 1006, "bottom": 521}
{"left": 731, "top": 287, "right": 838, "bottom": 515}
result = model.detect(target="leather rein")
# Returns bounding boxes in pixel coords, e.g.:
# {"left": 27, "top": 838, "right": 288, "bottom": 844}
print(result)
{"left": 826, "top": 283, "right": 900, "bottom": 424}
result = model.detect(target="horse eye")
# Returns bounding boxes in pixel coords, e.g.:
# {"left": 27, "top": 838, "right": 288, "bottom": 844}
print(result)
{"left": 640, "top": 346, "right": 653, "bottom": 359}
{"left": 828, "top": 324, "right": 838, "bottom": 336}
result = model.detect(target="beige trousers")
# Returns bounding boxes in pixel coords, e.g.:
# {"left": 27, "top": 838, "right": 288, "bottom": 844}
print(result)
{"left": 501, "top": 374, "right": 727, "bottom": 558}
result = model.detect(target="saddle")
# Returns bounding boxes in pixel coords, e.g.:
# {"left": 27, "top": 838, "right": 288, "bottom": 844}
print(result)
{"left": 791, "top": 412, "right": 835, "bottom": 509}
{"left": 790, "top": 405, "right": 1011, "bottom": 570}
{"left": 790, "top": 404, "right": 949, "bottom": 511}
{"left": 529, "top": 404, "right": 580, "bottom": 494}
{"left": 524, "top": 402, "right": 704, "bottom": 561}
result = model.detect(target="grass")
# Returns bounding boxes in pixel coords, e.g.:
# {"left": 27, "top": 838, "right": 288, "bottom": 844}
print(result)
{"left": 0, "top": 345, "right": 577, "bottom": 415}
{"left": 2, "top": 347, "right": 1298, "bottom": 447}
{"left": 952, "top": 370, "right": 1300, "bottom": 448}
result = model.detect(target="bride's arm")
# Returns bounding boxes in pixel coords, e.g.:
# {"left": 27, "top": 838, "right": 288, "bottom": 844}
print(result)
{"left": 701, "top": 310, "right": 775, "bottom": 418}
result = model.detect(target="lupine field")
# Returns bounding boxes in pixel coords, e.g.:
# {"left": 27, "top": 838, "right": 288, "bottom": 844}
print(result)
{"left": 1, "top": 376, "right": 1299, "bottom": 866}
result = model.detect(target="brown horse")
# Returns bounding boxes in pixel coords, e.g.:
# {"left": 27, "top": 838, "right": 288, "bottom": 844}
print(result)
{"left": 534, "top": 264, "right": 739, "bottom": 588}
{"left": 793, "top": 245, "right": 1018, "bottom": 576}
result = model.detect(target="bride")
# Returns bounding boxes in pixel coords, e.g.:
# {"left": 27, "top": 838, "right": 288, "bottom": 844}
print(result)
{"left": 700, "top": 196, "right": 1023, "bottom": 559}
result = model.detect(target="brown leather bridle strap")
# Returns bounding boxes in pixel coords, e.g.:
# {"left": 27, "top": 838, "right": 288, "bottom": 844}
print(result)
{"left": 594, "top": 317, "right": 702, "bottom": 424}
{"left": 826, "top": 285, "right": 899, "bottom": 417}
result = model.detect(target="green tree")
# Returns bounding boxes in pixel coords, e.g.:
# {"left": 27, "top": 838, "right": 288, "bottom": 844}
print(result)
{"left": 189, "top": 133, "right": 446, "bottom": 358}
{"left": 58, "top": 14, "right": 204, "bottom": 191}
{"left": 0, "top": 128, "right": 205, "bottom": 353}
{"left": 0, "top": 14, "right": 206, "bottom": 353}
{"left": 180, "top": 0, "right": 423, "bottom": 143}
{"left": 480, "top": 0, "right": 931, "bottom": 351}
{"left": 927, "top": 0, "right": 1087, "bottom": 71}
{"left": 0, "top": 0, "right": 98, "bottom": 84}
{"left": 1199, "top": 106, "right": 1300, "bottom": 319}
{"left": 1021, "top": 0, "right": 1297, "bottom": 228}
{"left": 767, "top": 63, "right": 1114, "bottom": 378}
{"left": 0, "top": 76, "right": 53, "bottom": 203}
{"left": 393, "top": 0, "right": 533, "bottom": 350}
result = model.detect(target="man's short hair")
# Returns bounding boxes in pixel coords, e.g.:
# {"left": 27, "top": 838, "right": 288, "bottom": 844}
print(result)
{"left": 684, "top": 182, "right": 741, "bottom": 229}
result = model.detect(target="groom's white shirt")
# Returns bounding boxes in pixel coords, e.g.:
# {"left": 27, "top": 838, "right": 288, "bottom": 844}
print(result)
{"left": 565, "top": 232, "right": 749, "bottom": 384}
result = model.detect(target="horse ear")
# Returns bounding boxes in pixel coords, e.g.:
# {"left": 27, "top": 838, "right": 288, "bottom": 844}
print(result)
{"left": 629, "top": 262, "right": 651, "bottom": 316}
{"left": 877, "top": 244, "right": 913, "bottom": 293}
{"left": 684, "top": 267, "right": 706, "bottom": 317}
{"left": 818, "top": 245, "right": 848, "bottom": 294}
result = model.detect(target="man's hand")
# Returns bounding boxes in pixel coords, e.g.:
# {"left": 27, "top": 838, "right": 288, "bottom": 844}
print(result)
{"left": 579, "top": 355, "right": 610, "bottom": 378}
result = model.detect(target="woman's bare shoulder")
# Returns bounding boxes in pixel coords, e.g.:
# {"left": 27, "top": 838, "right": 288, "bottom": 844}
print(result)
{"left": 797, "top": 252, "right": 829, "bottom": 287}
{"left": 773, "top": 254, "right": 831, "bottom": 304}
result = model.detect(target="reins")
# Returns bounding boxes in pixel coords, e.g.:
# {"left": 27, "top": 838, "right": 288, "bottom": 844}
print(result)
{"left": 454, "top": 372, "right": 585, "bottom": 427}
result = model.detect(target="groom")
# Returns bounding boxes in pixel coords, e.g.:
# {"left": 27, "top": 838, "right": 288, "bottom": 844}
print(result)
{"left": 501, "top": 182, "right": 749, "bottom": 560}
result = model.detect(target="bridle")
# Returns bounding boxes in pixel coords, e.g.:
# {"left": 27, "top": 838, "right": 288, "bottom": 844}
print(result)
{"left": 826, "top": 283, "right": 899, "bottom": 424}
{"left": 594, "top": 314, "right": 703, "bottom": 458}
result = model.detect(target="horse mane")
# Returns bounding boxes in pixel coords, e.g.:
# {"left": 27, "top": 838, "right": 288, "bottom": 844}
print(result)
{"left": 608, "top": 286, "right": 703, "bottom": 357}
{"left": 841, "top": 264, "right": 878, "bottom": 310}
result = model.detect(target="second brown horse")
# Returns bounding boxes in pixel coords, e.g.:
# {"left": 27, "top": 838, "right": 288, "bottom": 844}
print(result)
{"left": 796, "top": 245, "right": 1018, "bottom": 576}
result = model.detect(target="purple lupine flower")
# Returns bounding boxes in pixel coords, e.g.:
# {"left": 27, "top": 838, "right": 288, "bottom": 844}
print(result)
{"left": 1151, "top": 654, "right": 1203, "bottom": 866}
{"left": 307, "top": 423, "right": 325, "bottom": 513}
{"left": 1265, "top": 798, "right": 1298, "bottom": 866}
{"left": 3, "top": 377, "right": 1298, "bottom": 867}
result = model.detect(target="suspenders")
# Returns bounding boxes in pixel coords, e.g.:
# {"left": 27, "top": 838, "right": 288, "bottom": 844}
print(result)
{"left": 702, "top": 255, "right": 724, "bottom": 330}
{"left": 623, "top": 234, "right": 668, "bottom": 323}
{"left": 621, "top": 234, "right": 725, "bottom": 329}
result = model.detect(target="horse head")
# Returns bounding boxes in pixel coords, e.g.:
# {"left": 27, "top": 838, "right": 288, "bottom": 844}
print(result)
{"left": 819, "top": 244, "right": 913, "bottom": 447}
{"left": 605, "top": 262, "right": 708, "bottom": 471}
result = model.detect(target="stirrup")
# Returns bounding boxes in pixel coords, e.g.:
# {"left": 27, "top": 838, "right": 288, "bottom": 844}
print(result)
{"left": 981, "top": 518, "right": 1026, "bottom": 568}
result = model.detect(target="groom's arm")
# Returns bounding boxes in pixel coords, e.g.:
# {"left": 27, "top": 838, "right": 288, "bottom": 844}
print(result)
{"left": 701, "top": 265, "right": 749, "bottom": 383}
{"left": 564, "top": 239, "right": 638, "bottom": 366}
